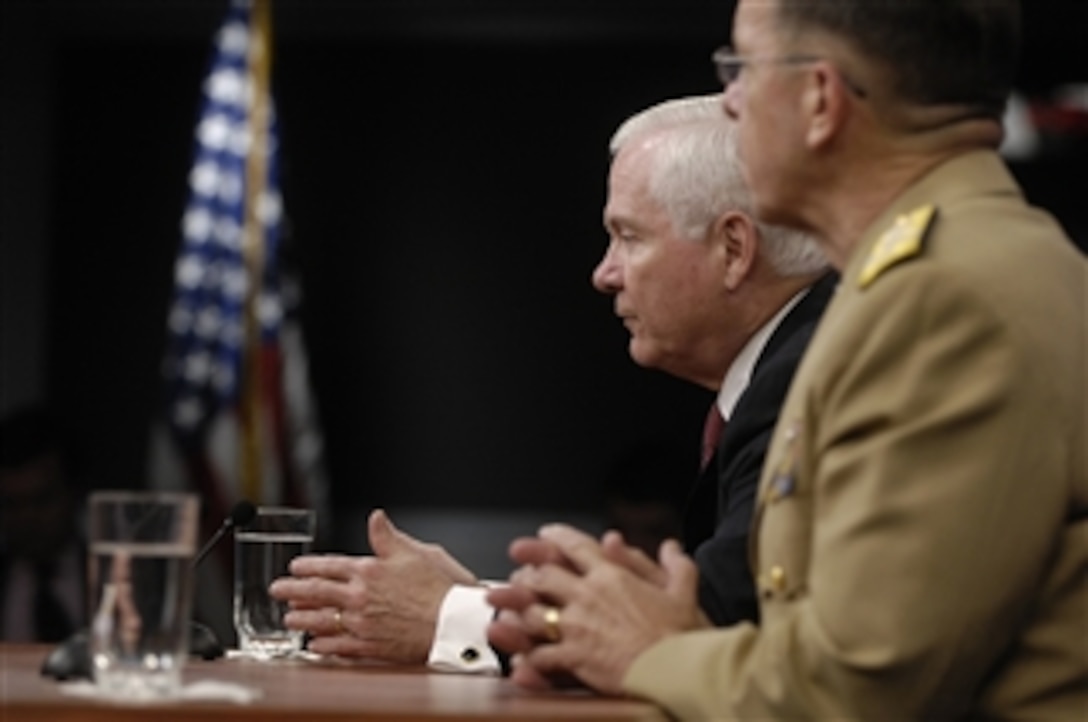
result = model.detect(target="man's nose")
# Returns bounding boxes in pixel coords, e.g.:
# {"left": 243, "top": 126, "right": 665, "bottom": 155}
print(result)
{"left": 722, "top": 81, "right": 742, "bottom": 120}
{"left": 592, "top": 244, "right": 621, "bottom": 293}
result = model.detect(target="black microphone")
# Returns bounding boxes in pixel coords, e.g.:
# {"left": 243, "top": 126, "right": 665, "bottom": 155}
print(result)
{"left": 41, "top": 500, "right": 257, "bottom": 679}
{"left": 184, "top": 500, "right": 257, "bottom": 661}
{"left": 192, "top": 500, "right": 257, "bottom": 569}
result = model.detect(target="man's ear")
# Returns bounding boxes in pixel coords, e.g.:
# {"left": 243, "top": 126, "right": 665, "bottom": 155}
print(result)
{"left": 712, "top": 210, "right": 757, "bottom": 291}
{"left": 804, "top": 62, "right": 850, "bottom": 149}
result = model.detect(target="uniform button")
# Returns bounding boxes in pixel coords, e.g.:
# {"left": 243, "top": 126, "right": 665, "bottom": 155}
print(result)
{"left": 460, "top": 647, "right": 480, "bottom": 663}
{"left": 758, "top": 567, "right": 788, "bottom": 598}
{"left": 769, "top": 565, "right": 787, "bottom": 592}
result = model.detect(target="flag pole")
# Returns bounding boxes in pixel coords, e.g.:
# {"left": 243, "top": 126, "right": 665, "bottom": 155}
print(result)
{"left": 240, "top": 0, "right": 273, "bottom": 502}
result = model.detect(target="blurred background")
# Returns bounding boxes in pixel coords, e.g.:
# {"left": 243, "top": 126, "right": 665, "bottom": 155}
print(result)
{"left": 3, "top": 0, "right": 1087, "bottom": 597}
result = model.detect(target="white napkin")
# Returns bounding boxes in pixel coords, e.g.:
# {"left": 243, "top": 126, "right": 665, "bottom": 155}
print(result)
{"left": 59, "top": 679, "right": 261, "bottom": 705}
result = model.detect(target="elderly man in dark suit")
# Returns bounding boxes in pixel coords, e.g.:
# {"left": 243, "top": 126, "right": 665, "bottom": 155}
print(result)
{"left": 269, "top": 95, "right": 832, "bottom": 672}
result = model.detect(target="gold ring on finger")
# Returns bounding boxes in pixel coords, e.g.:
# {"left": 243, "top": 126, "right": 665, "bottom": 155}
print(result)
{"left": 543, "top": 606, "right": 562, "bottom": 643}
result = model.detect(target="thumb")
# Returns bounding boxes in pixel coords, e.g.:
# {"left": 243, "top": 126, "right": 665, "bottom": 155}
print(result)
{"left": 368, "top": 508, "right": 408, "bottom": 557}
{"left": 658, "top": 539, "right": 698, "bottom": 600}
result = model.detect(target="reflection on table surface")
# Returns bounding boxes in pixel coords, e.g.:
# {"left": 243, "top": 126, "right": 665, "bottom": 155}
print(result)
{"left": 1, "top": 644, "right": 669, "bottom": 722}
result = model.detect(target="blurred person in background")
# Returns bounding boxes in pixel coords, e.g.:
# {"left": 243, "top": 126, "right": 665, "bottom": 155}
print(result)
{"left": 0, "top": 404, "right": 87, "bottom": 642}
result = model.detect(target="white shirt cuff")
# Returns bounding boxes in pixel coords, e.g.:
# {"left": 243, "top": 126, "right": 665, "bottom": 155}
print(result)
{"left": 426, "top": 584, "right": 501, "bottom": 675}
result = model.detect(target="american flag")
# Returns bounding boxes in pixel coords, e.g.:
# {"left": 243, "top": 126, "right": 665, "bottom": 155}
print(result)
{"left": 161, "top": 0, "right": 324, "bottom": 520}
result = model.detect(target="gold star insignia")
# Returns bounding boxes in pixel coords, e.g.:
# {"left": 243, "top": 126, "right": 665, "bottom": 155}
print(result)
{"left": 858, "top": 204, "right": 936, "bottom": 288}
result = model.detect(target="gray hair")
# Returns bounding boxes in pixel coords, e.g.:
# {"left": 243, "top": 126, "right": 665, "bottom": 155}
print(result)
{"left": 610, "top": 95, "right": 826, "bottom": 277}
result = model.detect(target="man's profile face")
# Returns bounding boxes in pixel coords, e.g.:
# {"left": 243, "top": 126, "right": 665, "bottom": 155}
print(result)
{"left": 593, "top": 137, "right": 726, "bottom": 385}
{"left": 725, "top": 0, "right": 809, "bottom": 228}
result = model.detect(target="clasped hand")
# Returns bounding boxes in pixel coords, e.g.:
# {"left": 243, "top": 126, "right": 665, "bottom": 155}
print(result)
{"left": 486, "top": 524, "right": 710, "bottom": 695}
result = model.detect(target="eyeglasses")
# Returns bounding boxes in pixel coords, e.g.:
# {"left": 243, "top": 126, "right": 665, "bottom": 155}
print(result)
{"left": 711, "top": 45, "right": 867, "bottom": 98}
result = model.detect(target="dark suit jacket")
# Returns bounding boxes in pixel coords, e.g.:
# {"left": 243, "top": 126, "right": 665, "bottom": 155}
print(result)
{"left": 683, "top": 272, "right": 835, "bottom": 626}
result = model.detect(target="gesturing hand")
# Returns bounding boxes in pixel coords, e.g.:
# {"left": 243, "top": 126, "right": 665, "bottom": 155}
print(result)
{"left": 268, "top": 508, "right": 477, "bottom": 663}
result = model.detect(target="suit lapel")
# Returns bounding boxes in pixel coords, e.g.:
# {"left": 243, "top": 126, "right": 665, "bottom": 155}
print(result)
{"left": 753, "top": 273, "right": 837, "bottom": 378}
{"left": 683, "top": 273, "right": 837, "bottom": 552}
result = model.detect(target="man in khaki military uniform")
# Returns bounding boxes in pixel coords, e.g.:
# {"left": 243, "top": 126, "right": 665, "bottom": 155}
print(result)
{"left": 487, "top": 0, "right": 1088, "bottom": 719}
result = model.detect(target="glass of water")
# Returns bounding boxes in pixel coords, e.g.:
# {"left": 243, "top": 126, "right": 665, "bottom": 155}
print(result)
{"left": 87, "top": 491, "right": 199, "bottom": 699}
{"left": 233, "top": 506, "right": 316, "bottom": 658}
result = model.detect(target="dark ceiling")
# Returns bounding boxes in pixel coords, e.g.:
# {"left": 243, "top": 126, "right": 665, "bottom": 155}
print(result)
{"left": 8, "top": 0, "right": 1087, "bottom": 93}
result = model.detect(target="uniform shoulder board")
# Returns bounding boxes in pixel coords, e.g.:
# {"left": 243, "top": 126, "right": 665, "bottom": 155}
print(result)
{"left": 858, "top": 204, "right": 936, "bottom": 289}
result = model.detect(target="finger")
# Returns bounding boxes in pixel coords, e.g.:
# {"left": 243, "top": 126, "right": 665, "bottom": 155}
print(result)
{"left": 288, "top": 554, "right": 359, "bottom": 581}
{"left": 306, "top": 633, "right": 371, "bottom": 658}
{"left": 510, "top": 655, "right": 583, "bottom": 691}
{"left": 285, "top": 599, "right": 324, "bottom": 611}
{"left": 486, "top": 584, "right": 538, "bottom": 613}
{"left": 523, "top": 602, "right": 567, "bottom": 643}
{"left": 283, "top": 607, "right": 345, "bottom": 636}
{"left": 269, "top": 576, "right": 352, "bottom": 608}
{"left": 509, "top": 564, "right": 580, "bottom": 606}
{"left": 537, "top": 524, "right": 606, "bottom": 574}
{"left": 268, "top": 576, "right": 310, "bottom": 600}
{"left": 370, "top": 507, "right": 428, "bottom": 558}
{"left": 268, "top": 577, "right": 296, "bottom": 600}
{"left": 600, "top": 530, "right": 667, "bottom": 586}
{"left": 486, "top": 612, "right": 534, "bottom": 655}
{"left": 659, "top": 538, "right": 699, "bottom": 597}
{"left": 367, "top": 508, "right": 402, "bottom": 558}
{"left": 508, "top": 654, "right": 558, "bottom": 690}
{"left": 522, "top": 640, "right": 572, "bottom": 679}
{"left": 508, "top": 537, "right": 566, "bottom": 567}
{"left": 487, "top": 601, "right": 566, "bottom": 655}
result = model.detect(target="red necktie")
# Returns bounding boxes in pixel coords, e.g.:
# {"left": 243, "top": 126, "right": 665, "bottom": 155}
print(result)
{"left": 700, "top": 403, "right": 726, "bottom": 471}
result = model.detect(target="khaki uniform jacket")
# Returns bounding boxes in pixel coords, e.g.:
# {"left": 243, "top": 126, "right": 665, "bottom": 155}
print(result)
{"left": 624, "top": 151, "right": 1088, "bottom": 721}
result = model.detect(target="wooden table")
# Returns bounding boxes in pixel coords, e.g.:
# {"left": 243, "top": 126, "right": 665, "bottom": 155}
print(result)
{"left": 0, "top": 645, "right": 669, "bottom": 721}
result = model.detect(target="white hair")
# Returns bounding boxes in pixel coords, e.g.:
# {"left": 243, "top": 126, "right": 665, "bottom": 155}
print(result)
{"left": 610, "top": 95, "right": 827, "bottom": 277}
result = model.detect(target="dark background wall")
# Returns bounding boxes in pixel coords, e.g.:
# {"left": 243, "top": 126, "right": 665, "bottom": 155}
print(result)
{"left": 3, "top": 1, "right": 1086, "bottom": 544}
